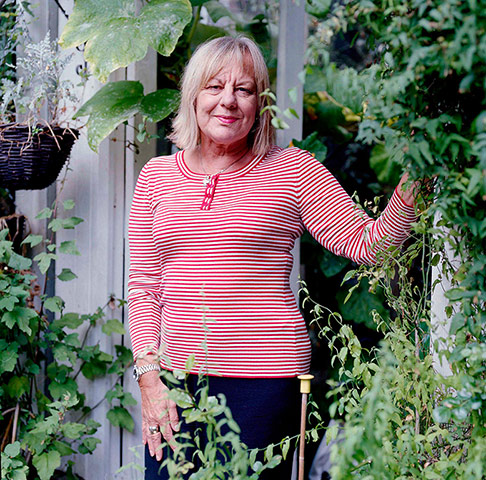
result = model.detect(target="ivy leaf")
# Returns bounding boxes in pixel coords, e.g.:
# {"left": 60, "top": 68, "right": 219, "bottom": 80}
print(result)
{"left": 59, "top": 0, "right": 192, "bottom": 82}
{"left": 1, "top": 307, "right": 37, "bottom": 334}
{"left": 44, "top": 296, "right": 65, "bottom": 313}
{"left": 8, "top": 251, "right": 32, "bottom": 270}
{"left": 59, "top": 241, "right": 81, "bottom": 256}
{"left": 21, "top": 234, "right": 43, "bottom": 248}
{"left": 62, "top": 422, "right": 86, "bottom": 440}
{"left": 32, "top": 450, "right": 61, "bottom": 480}
{"left": 0, "top": 295, "right": 18, "bottom": 311}
{"left": 139, "top": 0, "right": 193, "bottom": 56}
{"left": 105, "top": 384, "right": 123, "bottom": 404}
{"left": 106, "top": 406, "right": 134, "bottom": 432}
{"left": 33, "top": 252, "right": 57, "bottom": 275}
{"left": 53, "top": 344, "right": 77, "bottom": 365}
{"left": 4, "top": 440, "right": 21, "bottom": 457}
{"left": 58, "top": 268, "right": 78, "bottom": 282}
{"left": 78, "top": 437, "right": 101, "bottom": 455}
{"left": 139, "top": 89, "right": 180, "bottom": 123}
{"left": 48, "top": 378, "right": 79, "bottom": 400}
{"left": 35, "top": 208, "right": 53, "bottom": 220}
{"left": 433, "top": 405, "right": 452, "bottom": 423}
{"left": 0, "top": 340, "right": 19, "bottom": 373}
{"left": 63, "top": 199, "right": 75, "bottom": 210}
{"left": 51, "top": 313, "right": 83, "bottom": 330}
{"left": 52, "top": 440, "right": 75, "bottom": 457}
{"left": 101, "top": 318, "right": 126, "bottom": 336}
{"left": 49, "top": 217, "right": 84, "bottom": 232}
{"left": 5, "top": 375, "right": 29, "bottom": 398}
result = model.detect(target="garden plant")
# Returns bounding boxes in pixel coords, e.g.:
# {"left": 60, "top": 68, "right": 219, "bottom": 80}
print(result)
{"left": 299, "top": 0, "right": 486, "bottom": 478}
{"left": 2, "top": 0, "right": 486, "bottom": 479}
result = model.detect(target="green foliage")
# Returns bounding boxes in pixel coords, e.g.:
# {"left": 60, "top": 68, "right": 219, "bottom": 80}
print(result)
{"left": 58, "top": 0, "right": 192, "bottom": 151}
{"left": 158, "top": 372, "right": 287, "bottom": 479}
{"left": 302, "top": 1, "right": 486, "bottom": 475}
{"left": 0, "top": 199, "right": 133, "bottom": 480}
{"left": 292, "top": 132, "right": 328, "bottom": 163}
{"left": 59, "top": 0, "right": 192, "bottom": 82}
{"left": 73, "top": 81, "right": 180, "bottom": 151}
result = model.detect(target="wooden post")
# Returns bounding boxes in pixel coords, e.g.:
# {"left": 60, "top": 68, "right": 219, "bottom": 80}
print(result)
{"left": 298, "top": 374, "right": 314, "bottom": 480}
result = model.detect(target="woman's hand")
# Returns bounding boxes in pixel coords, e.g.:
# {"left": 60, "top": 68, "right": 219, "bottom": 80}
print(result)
{"left": 396, "top": 172, "right": 420, "bottom": 207}
{"left": 139, "top": 370, "right": 180, "bottom": 462}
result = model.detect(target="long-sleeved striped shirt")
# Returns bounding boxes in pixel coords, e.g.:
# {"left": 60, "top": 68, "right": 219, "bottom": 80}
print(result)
{"left": 127, "top": 146, "right": 416, "bottom": 377}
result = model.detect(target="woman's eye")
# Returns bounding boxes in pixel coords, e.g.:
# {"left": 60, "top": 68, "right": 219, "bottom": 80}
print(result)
{"left": 207, "top": 85, "right": 221, "bottom": 90}
{"left": 237, "top": 88, "right": 253, "bottom": 95}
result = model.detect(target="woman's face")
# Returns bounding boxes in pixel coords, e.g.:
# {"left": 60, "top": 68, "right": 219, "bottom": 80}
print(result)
{"left": 195, "top": 59, "right": 258, "bottom": 150}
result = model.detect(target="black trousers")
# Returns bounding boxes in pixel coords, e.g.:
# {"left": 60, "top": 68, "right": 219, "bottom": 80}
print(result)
{"left": 145, "top": 375, "right": 301, "bottom": 480}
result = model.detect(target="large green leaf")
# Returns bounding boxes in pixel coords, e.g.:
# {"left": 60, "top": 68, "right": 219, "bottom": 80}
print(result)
{"left": 140, "top": 0, "right": 193, "bottom": 55}
{"left": 75, "top": 81, "right": 143, "bottom": 150}
{"left": 292, "top": 132, "right": 328, "bottom": 164}
{"left": 106, "top": 406, "right": 134, "bottom": 432}
{"left": 75, "top": 82, "right": 181, "bottom": 150}
{"left": 139, "top": 89, "right": 180, "bottom": 123}
{"left": 32, "top": 450, "right": 61, "bottom": 480}
{"left": 369, "top": 144, "right": 402, "bottom": 186}
{"left": 59, "top": 0, "right": 192, "bottom": 82}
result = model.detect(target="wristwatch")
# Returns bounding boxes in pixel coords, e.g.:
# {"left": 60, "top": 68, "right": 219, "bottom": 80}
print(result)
{"left": 133, "top": 363, "right": 161, "bottom": 382}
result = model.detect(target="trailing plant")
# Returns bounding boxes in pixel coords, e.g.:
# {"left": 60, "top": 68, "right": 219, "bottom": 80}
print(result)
{"left": 300, "top": 0, "right": 486, "bottom": 477}
{"left": 0, "top": 196, "right": 134, "bottom": 480}
{"left": 127, "top": 369, "right": 288, "bottom": 480}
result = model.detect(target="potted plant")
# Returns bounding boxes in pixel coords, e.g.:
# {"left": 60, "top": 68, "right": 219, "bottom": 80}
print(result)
{"left": 0, "top": 31, "right": 82, "bottom": 190}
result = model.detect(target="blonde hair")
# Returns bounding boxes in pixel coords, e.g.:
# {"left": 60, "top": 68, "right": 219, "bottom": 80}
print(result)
{"left": 168, "top": 36, "right": 274, "bottom": 156}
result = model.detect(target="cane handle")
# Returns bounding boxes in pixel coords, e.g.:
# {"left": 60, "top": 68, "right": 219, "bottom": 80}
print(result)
{"left": 298, "top": 374, "right": 314, "bottom": 394}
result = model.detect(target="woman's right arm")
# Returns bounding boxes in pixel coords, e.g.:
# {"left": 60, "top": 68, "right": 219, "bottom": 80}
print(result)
{"left": 128, "top": 165, "right": 179, "bottom": 461}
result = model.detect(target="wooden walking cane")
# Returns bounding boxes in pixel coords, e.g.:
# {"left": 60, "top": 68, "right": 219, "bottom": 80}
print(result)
{"left": 297, "top": 374, "right": 314, "bottom": 480}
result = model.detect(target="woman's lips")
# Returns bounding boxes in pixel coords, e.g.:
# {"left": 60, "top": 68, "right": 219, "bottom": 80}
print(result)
{"left": 216, "top": 115, "right": 238, "bottom": 124}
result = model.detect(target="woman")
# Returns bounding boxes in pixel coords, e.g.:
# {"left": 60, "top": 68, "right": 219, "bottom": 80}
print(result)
{"left": 128, "top": 36, "right": 417, "bottom": 479}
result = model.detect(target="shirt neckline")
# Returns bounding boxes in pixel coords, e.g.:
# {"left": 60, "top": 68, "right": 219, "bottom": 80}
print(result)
{"left": 176, "top": 149, "right": 263, "bottom": 182}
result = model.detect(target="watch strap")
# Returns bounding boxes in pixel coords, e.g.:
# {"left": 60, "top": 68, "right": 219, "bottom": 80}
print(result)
{"left": 133, "top": 363, "right": 161, "bottom": 381}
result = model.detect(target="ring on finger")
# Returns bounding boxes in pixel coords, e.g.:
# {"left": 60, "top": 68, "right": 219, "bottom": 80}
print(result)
{"left": 148, "top": 425, "right": 160, "bottom": 435}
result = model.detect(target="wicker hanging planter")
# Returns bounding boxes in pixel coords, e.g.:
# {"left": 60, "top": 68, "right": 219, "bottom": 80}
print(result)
{"left": 0, "top": 123, "right": 79, "bottom": 191}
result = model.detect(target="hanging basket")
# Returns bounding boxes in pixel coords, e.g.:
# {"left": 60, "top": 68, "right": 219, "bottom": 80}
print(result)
{"left": 0, "top": 123, "right": 79, "bottom": 191}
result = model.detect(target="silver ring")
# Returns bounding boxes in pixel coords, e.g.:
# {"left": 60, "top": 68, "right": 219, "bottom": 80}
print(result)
{"left": 148, "top": 425, "right": 160, "bottom": 435}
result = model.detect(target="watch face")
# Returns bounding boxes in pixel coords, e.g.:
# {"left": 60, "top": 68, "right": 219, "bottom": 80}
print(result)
{"left": 133, "top": 366, "right": 139, "bottom": 381}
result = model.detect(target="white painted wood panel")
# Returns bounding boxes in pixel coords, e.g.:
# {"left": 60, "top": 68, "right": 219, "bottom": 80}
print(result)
{"left": 276, "top": 0, "right": 307, "bottom": 299}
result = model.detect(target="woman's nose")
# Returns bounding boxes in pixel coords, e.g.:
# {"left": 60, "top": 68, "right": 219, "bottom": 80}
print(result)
{"left": 220, "top": 85, "right": 237, "bottom": 108}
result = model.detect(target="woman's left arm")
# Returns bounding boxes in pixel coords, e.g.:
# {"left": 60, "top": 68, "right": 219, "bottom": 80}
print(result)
{"left": 296, "top": 149, "right": 418, "bottom": 265}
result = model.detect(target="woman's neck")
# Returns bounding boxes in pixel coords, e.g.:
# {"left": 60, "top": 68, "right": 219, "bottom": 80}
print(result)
{"left": 187, "top": 140, "right": 251, "bottom": 175}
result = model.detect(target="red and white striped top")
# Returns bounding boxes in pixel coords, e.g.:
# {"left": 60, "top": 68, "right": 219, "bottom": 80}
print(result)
{"left": 128, "top": 146, "right": 416, "bottom": 377}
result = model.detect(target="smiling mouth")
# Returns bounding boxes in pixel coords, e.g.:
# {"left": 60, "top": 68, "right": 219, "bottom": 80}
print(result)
{"left": 216, "top": 116, "right": 238, "bottom": 124}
